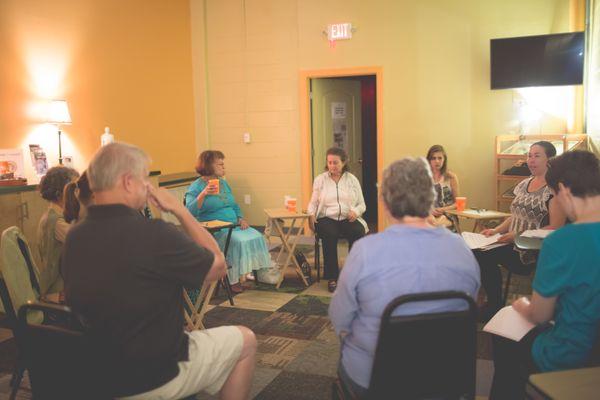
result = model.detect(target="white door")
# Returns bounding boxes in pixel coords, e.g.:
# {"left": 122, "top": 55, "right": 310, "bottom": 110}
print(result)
{"left": 310, "top": 78, "right": 363, "bottom": 183}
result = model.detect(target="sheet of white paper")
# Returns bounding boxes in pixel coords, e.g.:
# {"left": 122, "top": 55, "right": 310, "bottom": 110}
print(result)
{"left": 521, "top": 229, "right": 552, "bottom": 239}
{"left": 461, "top": 232, "right": 501, "bottom": 250}
{"left": 483, "top": 305, "right": 535, "bottom": 341}
{"left": 461, "top": 210, "right": 505, "bottom": 217}
{"left": 480, "top": 242, "right": 510, "bottom": 251}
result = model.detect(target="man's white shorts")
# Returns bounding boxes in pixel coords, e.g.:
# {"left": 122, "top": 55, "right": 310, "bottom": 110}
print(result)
{"left": 119, "top": 326, "right": 244, "bottom": 399}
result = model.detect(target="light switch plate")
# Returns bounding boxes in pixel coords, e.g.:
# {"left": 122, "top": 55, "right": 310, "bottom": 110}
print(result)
{"left": 244, "top": 194, "right": 251, "bottom": 204}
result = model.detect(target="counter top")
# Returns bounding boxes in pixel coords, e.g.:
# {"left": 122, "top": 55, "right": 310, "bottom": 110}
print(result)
{"left": 0, "top": 170, "right": 162, "bottom": 195}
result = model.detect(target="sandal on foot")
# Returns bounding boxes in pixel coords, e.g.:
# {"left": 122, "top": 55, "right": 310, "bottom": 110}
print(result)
{"left": 328, "top": 280, "right": 337, "bottom": 293}
{"left": 230, "top": 284, "right": 244, "bottom": 294}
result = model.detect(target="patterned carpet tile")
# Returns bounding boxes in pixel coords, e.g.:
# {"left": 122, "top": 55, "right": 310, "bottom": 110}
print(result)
{"left": 0, "top": 340, "right": 17, "bottom": 375}
{"left": 219, "top": 290, "right": 297, "bottom": 312}
{"left": 0, "top": 372, "right": 31, "bottom": 400}
{"left": 253, "top": 312, "right": 330, "bottom": 340}
{"left": 203, "top": 306, "right": 272, "bottom": 330}
{"left": 477, "top": 330, "right": 493, "bottom": 360}
{"left": 284, "top": 339, "right": 340, "bottom": 378}
{"left": 254, "top": 371, "right": 334, "bottom": 400}
{"left": 256, "top": 335, "right": 311, "bottom": 369}
{"left": 277, "top": 295, "right": 331, "bottom": 316}
{"left": 315, "top": 321, "right": 338, "bottom": 344}
{"left": 195, "top": 366, "right": 281, "bottom": 400}
{"left": 301, "top": 281, "right": 334, "bottom": 298}
{"left": 248, "top": 278, "right": 308, "bottom": 294}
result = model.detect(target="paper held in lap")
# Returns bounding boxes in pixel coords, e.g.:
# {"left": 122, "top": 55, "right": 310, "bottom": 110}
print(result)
{"left": 521, "top": 229, "right": 552, "bottom": 239}
{"left": 461, "top": 232, "right": 508, "bottom": 250}
{"left": 483, "top": 305, "right": 535, "bottom": 341}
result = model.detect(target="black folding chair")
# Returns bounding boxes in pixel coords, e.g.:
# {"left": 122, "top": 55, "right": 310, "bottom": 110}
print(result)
{"left": 17, "top": 302, "right": 110, "bottom": 400}
{"left": 335, "top": 291, "right": 478, "bottom": 400}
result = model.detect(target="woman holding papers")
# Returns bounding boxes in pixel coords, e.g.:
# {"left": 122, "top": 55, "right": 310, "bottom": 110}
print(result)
{"left": 329, "top": 157, "right": 480, "bottom": 397}
{"left": 490, "top": 150, "right": 600, "bottom": 399}
{"left": 474, "top": 141, "right": 566, "bottom": 321}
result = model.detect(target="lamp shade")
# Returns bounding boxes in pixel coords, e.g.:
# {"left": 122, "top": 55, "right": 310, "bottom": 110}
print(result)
{"left": 46, "top": 100, "right": 72, "bottom": 124}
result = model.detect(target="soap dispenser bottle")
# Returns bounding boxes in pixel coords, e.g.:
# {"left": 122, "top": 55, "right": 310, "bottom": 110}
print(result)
{"left": 101, "top": 127, "right": 114, "bottom": 146}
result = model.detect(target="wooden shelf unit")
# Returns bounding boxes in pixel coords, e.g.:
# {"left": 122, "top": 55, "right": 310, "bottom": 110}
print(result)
{"left": 495, "top": 134, "right": 588, "bottom": 212}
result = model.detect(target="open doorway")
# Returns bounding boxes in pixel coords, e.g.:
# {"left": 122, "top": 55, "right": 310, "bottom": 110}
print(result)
{"left": 308, "top": 75, "right": 378, "bottom": 231}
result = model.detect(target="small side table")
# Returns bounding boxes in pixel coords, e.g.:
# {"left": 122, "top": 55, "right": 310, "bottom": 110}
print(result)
{"left": 264, "top": 208, "right": 311, "bottom": 289}
{"left": 445, "top": 209, "right": 511, "bottom": 233}
{"left": 526, "top": 367, "right": 600, "bottom": 399}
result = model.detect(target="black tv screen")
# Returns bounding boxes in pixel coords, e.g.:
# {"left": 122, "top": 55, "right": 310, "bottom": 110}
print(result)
{"left": 490, "top": 32, "right": 584, "bottom": 89}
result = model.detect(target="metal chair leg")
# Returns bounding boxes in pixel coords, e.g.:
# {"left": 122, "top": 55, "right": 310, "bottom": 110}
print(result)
{"left": 223, "top": 275, "right": 234, "bottom": 306}
{"left": 315, "top": 235, "right": 321, "bottom": 282}
{"left": 9, "top": 363, "right": 24, "bottom": 400}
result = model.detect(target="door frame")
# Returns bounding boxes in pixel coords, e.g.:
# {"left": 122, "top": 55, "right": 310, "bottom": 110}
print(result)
{"left": 299, "top": 66, "right": 384, "bottom": 230}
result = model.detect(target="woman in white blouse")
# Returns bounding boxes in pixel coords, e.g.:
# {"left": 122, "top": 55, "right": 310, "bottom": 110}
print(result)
{"left": 308, "top": 147, "right": 367, "bottom": 292}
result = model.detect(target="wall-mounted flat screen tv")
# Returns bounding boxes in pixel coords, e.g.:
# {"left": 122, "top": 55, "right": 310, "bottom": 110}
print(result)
{"left": 490, "top": 32, "right": 584, "bottom": 89}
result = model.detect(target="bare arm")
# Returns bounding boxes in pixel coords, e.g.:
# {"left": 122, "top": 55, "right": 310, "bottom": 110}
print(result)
{"left": 512, "top": 292, "right": 557, "bottom": 325}
{"left": 481, "top": 216, "right": 512, "bottom": 236}
{"left": 544, "top": 197, "right": 567, "bottom": 230}
{"left": 147, "top": 185, "right": 226, "bottom": 282}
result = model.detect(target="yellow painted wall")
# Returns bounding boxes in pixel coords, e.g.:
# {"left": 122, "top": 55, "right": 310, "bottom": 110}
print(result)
{"left": 192, "top": 0, "right": 574, "bottom": 225}
{"left": 0, "top": 0, "right": 196, "bottom": 181}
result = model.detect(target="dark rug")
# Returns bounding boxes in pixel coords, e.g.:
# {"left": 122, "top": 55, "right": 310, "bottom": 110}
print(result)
{"left": 277, "top": 295, "right": 331, "bottom": 316}
{"left": 253, "top": 312, "right": 330, "bottom": 340}
{"left": 254, "top": 371, "right": 333, "bottom": 400}
{"left": 203, "top": 307, "right": 272, "bottom": 331}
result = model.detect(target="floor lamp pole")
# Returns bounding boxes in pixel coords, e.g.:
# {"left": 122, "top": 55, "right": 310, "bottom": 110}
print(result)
{"left": 57, "top": 128, "right": 63, "bottom": 165}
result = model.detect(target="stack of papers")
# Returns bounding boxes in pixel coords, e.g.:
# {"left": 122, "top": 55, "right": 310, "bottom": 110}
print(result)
{"left": 461, "top": 210, "right": 503, "bottom": 217}
{"left": 461, "top": 232, "right": 506, "bottom": 250}
{"left": 483, "top": 305, "right": 535, "bottom": 341}
{"left": 521, "top": 229, "right": 552, "bottom": 239}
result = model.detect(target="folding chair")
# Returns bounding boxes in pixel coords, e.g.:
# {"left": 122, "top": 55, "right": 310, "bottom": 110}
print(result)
{"left": 334, "top": 291, "right": 478, "bottom": 400}
{"left": 183, "top": 281, "right": 217, "bottom": 331}
{"left": 17, "top": 302, "right": 110, "bottom": 400}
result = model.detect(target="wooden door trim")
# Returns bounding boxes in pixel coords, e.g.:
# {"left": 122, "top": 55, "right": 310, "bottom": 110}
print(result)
{"left": 299, "top": 67, "right": 384, "bottom": 230}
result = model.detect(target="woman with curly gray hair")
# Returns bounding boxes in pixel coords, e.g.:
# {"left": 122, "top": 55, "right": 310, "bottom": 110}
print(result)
{"left": 37, "top": 165, "right": 79, "bottom": 295}
{"left": 329, "top": 157, "right": 480, "bottom": 397}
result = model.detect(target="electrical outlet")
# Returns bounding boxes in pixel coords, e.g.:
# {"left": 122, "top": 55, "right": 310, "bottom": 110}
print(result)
{"left": 243, "top": 132, "right": 251, "bottom": 143}
{"left": 244, "top": 194, "right": 251, "bottom": 204}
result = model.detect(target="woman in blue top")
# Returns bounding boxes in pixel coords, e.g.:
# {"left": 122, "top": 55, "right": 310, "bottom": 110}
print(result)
{"left": 185, "top": 150, "right": 271, "bottom": 291}
{"left": 490, "top": 150, "right": 600, "bottom": 399}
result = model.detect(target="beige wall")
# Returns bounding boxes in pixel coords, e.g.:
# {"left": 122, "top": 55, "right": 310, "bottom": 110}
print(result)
{"left": 192, "top": 0, "right": 574, "bottom": 225}
{"left": 0, "top": 0, "right": 197, "bottom": 182}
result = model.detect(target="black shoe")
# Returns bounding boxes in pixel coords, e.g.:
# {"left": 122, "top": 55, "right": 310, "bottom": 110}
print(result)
{"left": 328, "top": 280, "right": 337, "bottom": 293}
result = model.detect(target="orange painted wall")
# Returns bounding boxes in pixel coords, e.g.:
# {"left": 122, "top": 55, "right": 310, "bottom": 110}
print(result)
{"left": 0, "top": 0, "right": 196, "bottom": 181}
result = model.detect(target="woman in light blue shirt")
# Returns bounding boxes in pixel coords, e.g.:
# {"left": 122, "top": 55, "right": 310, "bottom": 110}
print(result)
{"left": 329, "top": 157, "right": 480, "bottom": 397}
{"left": 490, "top": 150, "right": 600, "bottom": 399}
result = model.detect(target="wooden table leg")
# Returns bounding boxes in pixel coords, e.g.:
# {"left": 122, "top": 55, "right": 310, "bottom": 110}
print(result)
{"left": 272, "top": 218, "right": 309, "bottom": 289}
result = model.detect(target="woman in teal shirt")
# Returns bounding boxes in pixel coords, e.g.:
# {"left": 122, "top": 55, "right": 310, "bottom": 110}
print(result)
{"left": 491, "top": 150, "right": 600, "bottom": 399}
{"left": 185, "top": 151, "right": 271, "bottom": 291}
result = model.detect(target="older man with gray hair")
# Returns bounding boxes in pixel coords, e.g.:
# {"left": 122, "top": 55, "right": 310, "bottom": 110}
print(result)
{"left": 62, "top": 142, "right": 256, "bottom": 400}
{"left": 329, "top": 157, "right": 480, "bottom": 397}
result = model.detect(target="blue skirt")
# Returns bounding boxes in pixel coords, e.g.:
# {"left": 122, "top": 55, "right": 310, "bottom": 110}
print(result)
{"left": 215, "top": 227, "right": 271, "bottom": 284}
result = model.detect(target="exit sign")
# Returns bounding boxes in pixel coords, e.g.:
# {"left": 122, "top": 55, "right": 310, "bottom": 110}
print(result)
{"left": 327, "top": 23, "right": 353, "bottom": 41}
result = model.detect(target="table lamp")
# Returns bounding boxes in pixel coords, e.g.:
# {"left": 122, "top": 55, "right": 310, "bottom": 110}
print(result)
{"left": 46, "top": 100, "right": 71, "bottom": 165}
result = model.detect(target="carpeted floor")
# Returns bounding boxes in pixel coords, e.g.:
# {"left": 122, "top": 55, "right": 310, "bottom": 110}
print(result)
{"left": 0, "top": 239, "right": 533, "bottom": 400}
